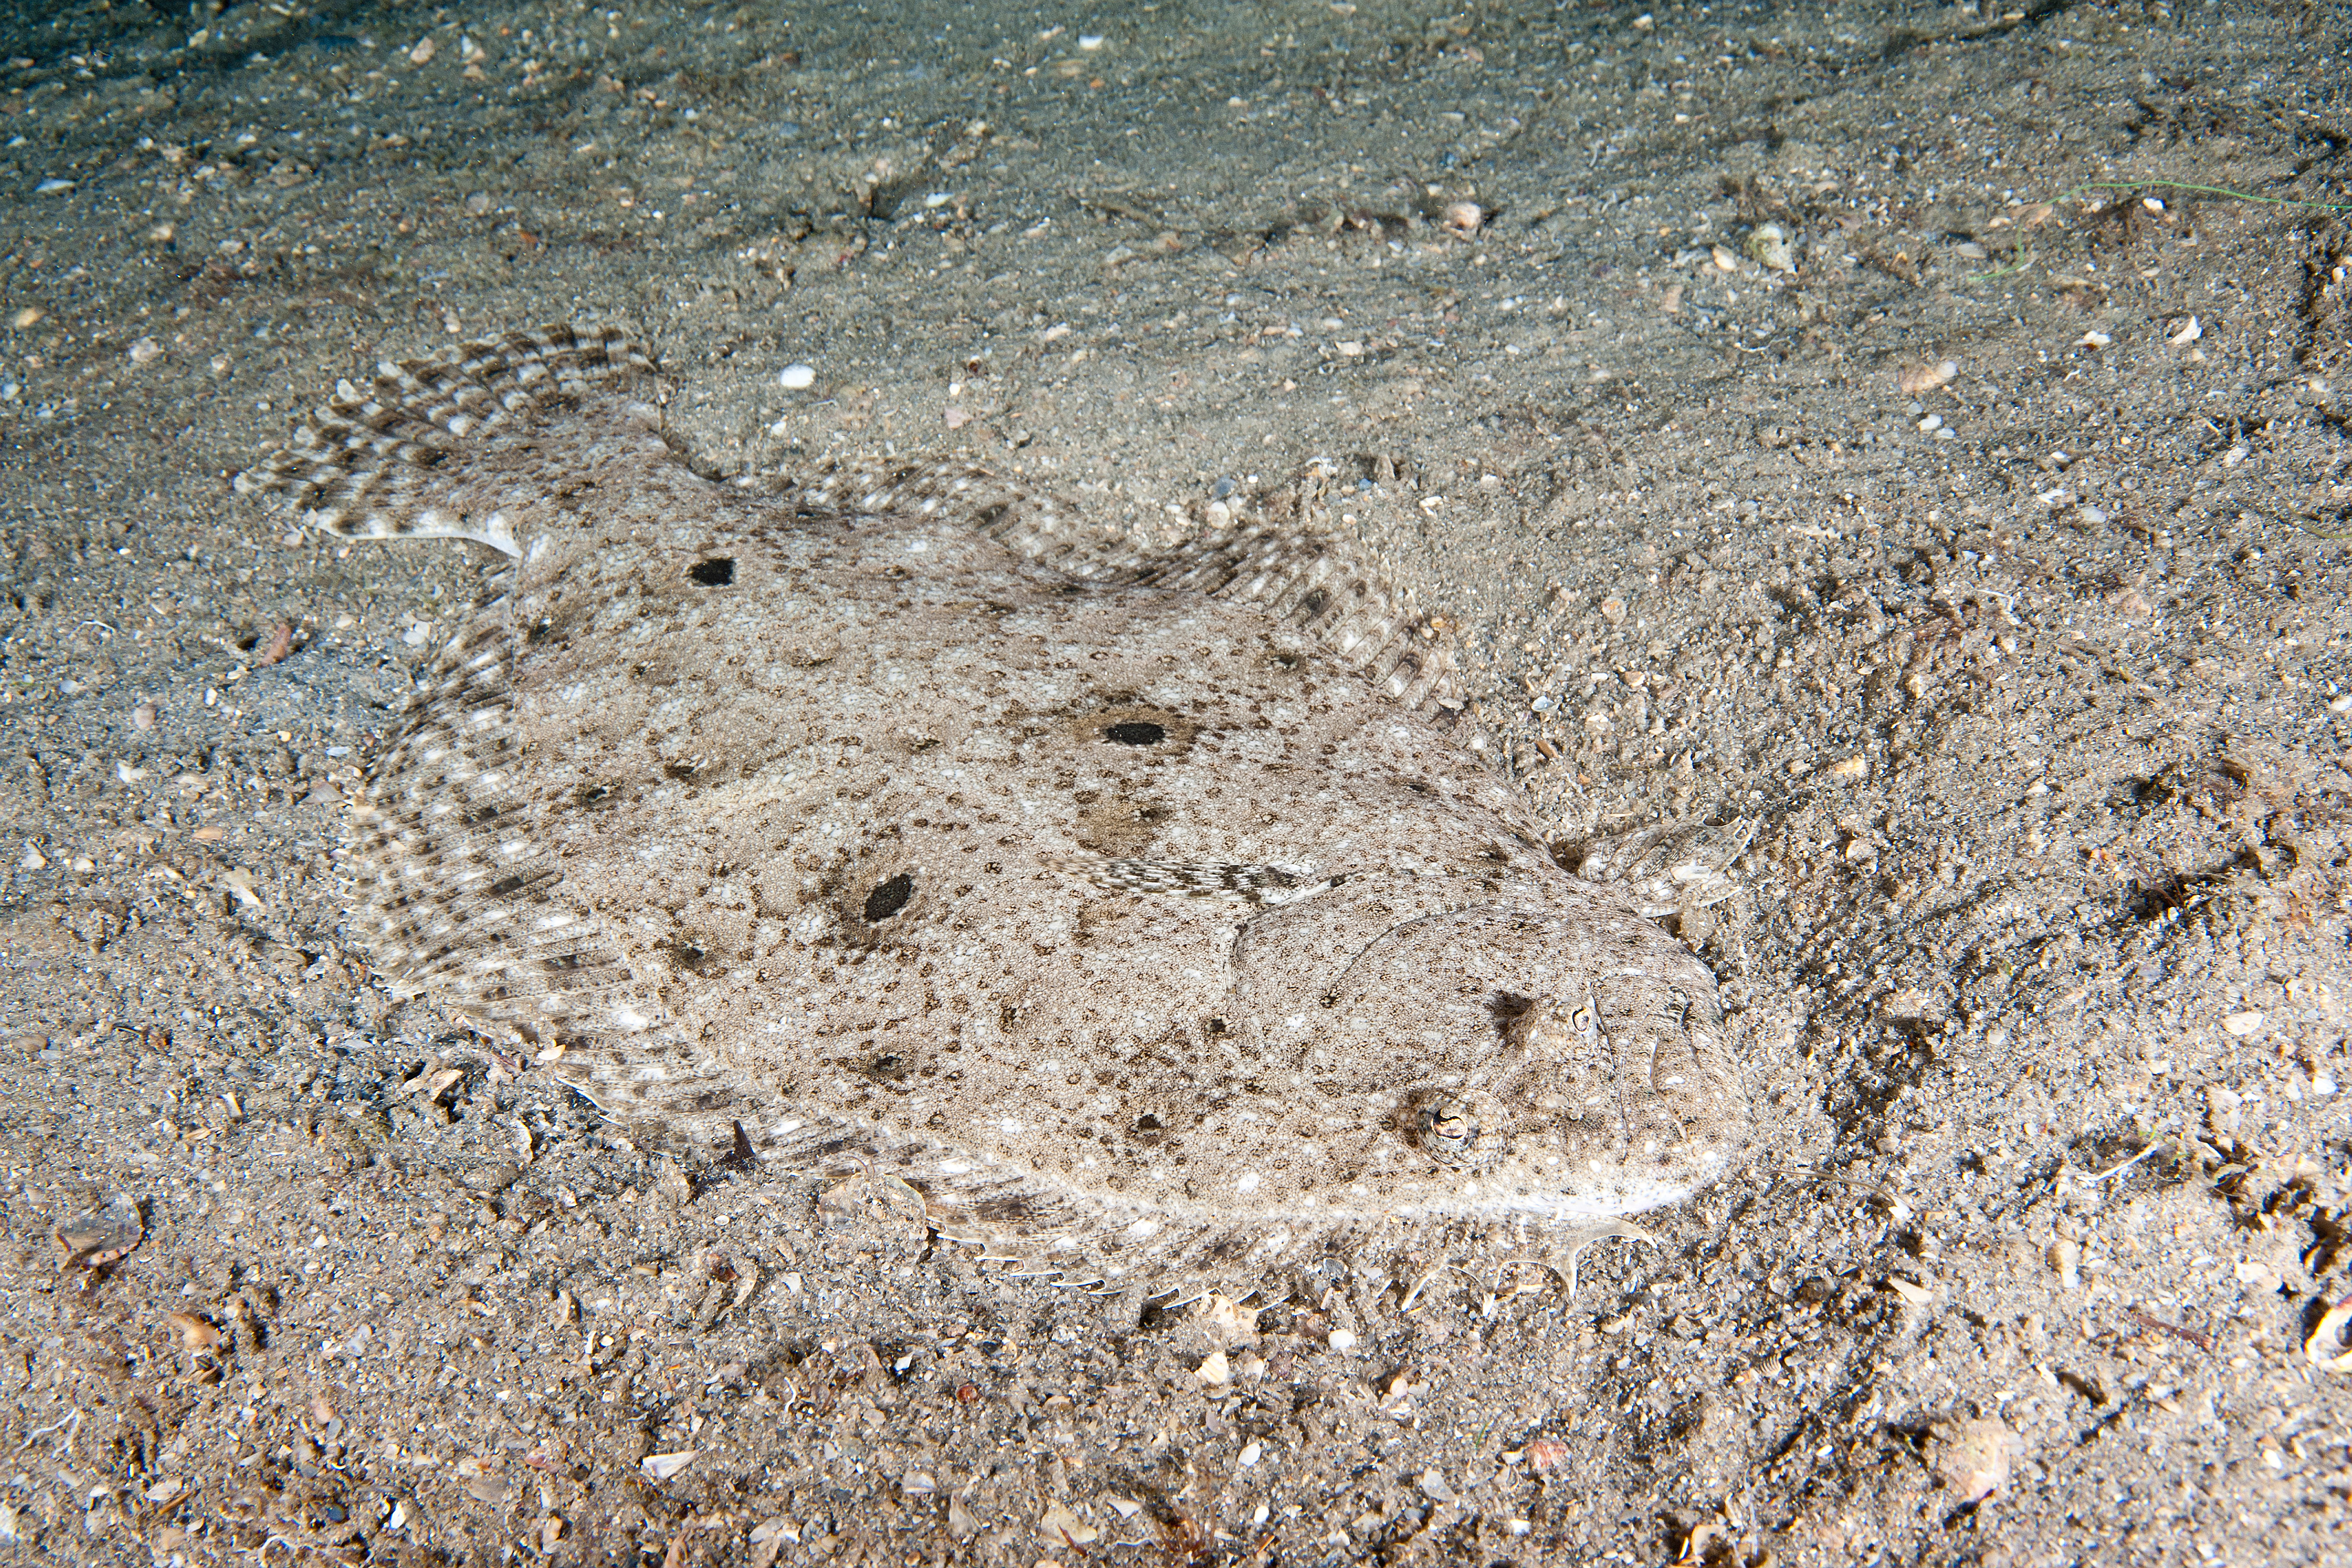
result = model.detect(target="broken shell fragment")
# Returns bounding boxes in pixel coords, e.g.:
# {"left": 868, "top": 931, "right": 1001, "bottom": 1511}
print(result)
{"left": 1930, "top": 1416, "right": 2014, "bottom": 1503}
{"left": 2307, "top": 1294, "right": 2352, "bottom": 1371}
{"left": 165, "top": 1311, "right": 222, "bottom": 1352}
{"left": 1746, "top": 223, "right": 1797, "bottom": 272}
{"left": 641, "top": 1450, "right": 699, "bottom": 1482}
{"left": 1899, "top": 359, "right": 1960, "bottom": 395}
{"left": 54, "top": 1191, "right": 144, "bottom": 1269}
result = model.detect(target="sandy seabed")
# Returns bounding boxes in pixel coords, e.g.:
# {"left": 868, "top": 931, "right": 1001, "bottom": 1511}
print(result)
{"left": 2, "top": 1, "right": 2351, "bottom": 1563}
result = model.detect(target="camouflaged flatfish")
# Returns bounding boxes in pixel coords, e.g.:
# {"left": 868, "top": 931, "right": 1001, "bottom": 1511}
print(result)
{"left": 238, "top": 322, "right": 1751, "bottom": 1303}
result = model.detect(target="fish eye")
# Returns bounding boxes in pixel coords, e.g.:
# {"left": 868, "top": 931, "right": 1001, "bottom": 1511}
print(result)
{"left": 1419, "top": 1095, "right": 1478, "bottom": 1159}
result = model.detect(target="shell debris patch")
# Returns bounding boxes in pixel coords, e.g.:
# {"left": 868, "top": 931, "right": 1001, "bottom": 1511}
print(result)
{"left": 239, "top": 322, "right": 1754, "bottom": 1304}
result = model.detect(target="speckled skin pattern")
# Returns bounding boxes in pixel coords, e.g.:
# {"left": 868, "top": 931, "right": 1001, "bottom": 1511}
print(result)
{"left": 239, "top": 324, "right": 1750, "bottom": 1301}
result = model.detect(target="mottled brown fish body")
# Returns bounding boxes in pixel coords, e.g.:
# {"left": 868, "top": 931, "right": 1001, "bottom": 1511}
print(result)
{"left": 240, "top": 324, "right": 1750, "bottom": 1301}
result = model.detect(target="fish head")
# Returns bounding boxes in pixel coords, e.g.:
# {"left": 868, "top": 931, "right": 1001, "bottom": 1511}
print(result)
{"left": 1297, "top": 902, "right": 1750, "bottom": 1220}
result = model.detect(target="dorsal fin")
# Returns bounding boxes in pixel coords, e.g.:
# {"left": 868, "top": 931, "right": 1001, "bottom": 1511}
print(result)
{"left": 240, "top": 325, "right": 1457, "bottom": 710}
{"left": 234, "top": 321, "right": 653, "bottom": 554}
{"left": 801, "top": 457, "right": 1464, "bottom": 714}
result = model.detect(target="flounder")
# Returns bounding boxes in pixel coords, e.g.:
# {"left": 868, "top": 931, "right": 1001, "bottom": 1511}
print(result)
{"left": 239, "top": 322, "right": 1751, "bottom": 1302}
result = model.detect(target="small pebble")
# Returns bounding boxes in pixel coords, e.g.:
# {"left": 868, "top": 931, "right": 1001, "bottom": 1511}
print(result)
{"left": 128, "top": 338, "right": 163, "bottom": 365}
{"left": 132, "top": 702, "right": 157, "bottom": 730}
{"left": 778, "top": 363, "right": 817, "bottom": 390}
{"left": 408, "top": 37, "right": 436, "bottom": 65}
{"left": 1326, "top": 1328, "right": 1357, "bottom": 1352}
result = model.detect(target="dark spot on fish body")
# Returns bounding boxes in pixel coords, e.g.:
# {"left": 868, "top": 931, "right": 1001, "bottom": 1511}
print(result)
{"left": 689, "top": 558, "right": 737, "bottom": 586}
{"left": 657, "top": 936, "right": 726, "bottom": 977}
{"left": 1104, "top": 721, "right": 1166, "bottom": 746}
{"left": 865, "top": 873, "right": 915, "bottom": 923}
